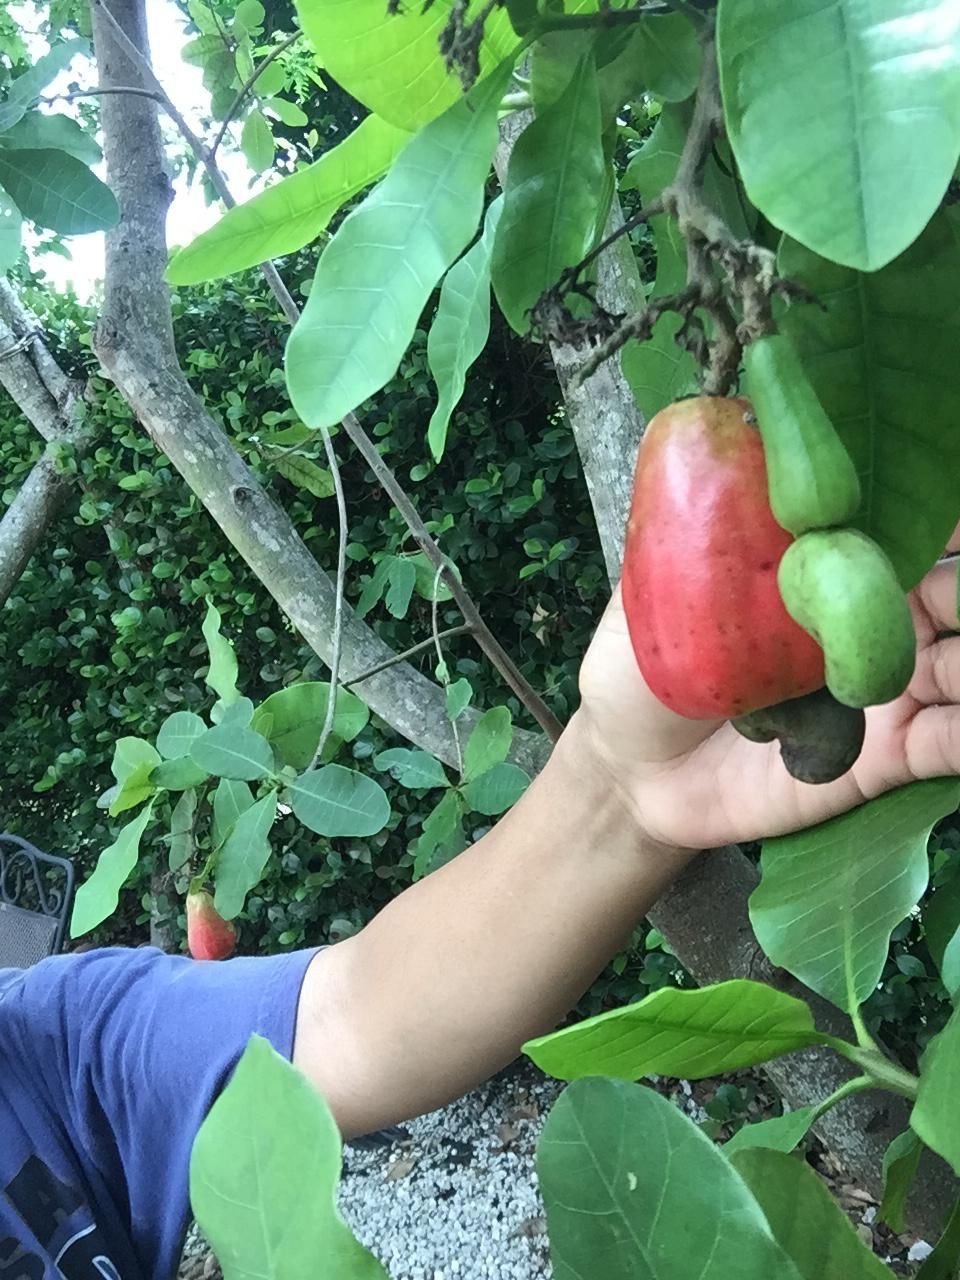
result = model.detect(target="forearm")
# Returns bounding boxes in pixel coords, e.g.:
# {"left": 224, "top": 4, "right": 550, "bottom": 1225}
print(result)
{"left": 294, "top": 713, "right": 698, "bottom": 1137}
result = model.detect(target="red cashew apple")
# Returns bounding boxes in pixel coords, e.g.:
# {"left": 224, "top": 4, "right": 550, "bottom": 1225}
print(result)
{"left": 622, "top": 396, "right": 825, "bottom": 720}
{"left": 186, "top": 890, "right": 237, "bottom": 961}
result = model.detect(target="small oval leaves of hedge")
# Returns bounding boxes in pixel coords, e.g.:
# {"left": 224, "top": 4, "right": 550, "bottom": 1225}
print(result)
{"left": 190, "top": 1035, "right": 388, "bottom": 1279}
{"left": 539, "top": 1078, "right": 803, "bottom": 1280}
{"left": 525, "top": 980, "right": 835, "bottom": 1081}
{"left": 289, "top": 765, "right": 390, "bottom": 838}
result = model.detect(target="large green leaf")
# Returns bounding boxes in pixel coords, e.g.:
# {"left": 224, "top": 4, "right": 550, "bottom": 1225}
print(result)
{"left": 426, "top": 196, "right": 502, "bottom": 461}
{"left": 0, "top": 148, "right": 118, "bottom": 234}
{"left": 168, "top": 116, "right": 407, "bottom": 285}
{"left": 624, "top": 12, "right": 701, "bottom": 103}
{"left": 293, "top": 0, "right": 516, "bottom": 130}
{"left": 916, "top": 1199, "right": 960, "bottom": 1280}
{"left": 878, "top": 1130, "right": 922, "bottom": 1233}
{"left": 214, "top": 791, "right": 278, "bottom": 920}
{"left": 286, "top": 61, "right": 511, "bottom": 431}
{"left": 461, "top": 762, "right": 529, "bottom": 816}
{"left": 463, "top": 706, "right": 513, "bottom": 782}
{"left": 190, "top": 1035, "right": 388, "bottom": 1279}
{"left": 289, "top": 765, "right": 391, "bottom": 838}
{"left": 779, "top": 214, "right": 960, "bottom": 588}
{"left": 912, "top": 1003, "right": 960, "bottom": 1175}
{"left": 107, "top": 737, "right": 160, "bottom": 816}
{"left": 0, "top": 39, "right": 86, "bottom": 132}
{"left": 539, "top": 1078, "right": 803, "bottom": 1280}
{"left": 492, "top": 53, "right": 606, "bottom": 335}
{"left": 156, "top": 710, "right": 207, "bottom": 760}
{"left": 201, "top": 601, "right": 240, "bottom": 705}
{"left": 151, "top": 756, "right": 210, "bottom": 791}
{"left": 411, "top": 789, "right": 465, "bottom": 879}
{"left": 212, "top": 779, "right": 254, "bottom": 850}
{"left": 70, "top": 803, "right": 154, "bottom": 938}
{"left": 944, "top": 927, "right": 960, "bottom": 1000}
{"left": 724, "top": 1105, "right": 819, "bottom": 1158}
{"left": 373, "top": 748, "right": 450, "bottom": 790}
{"left": 240, "top": 108, "right": 275, "bottom": 174}
{"left": 924, "top": 874, "right": 960, "bottom": 980}
{"left": 250, "top": 682, "right": 369, "bottom": 770}
{"left": 3, "top": 110, "right": 101, "bottom": 164}
{"left": 169, "top": 789, "right": 197, "bottom": 873}
{"left": 732, "top": 1148, "right": 891, "bottom": 1280}
{"left": 750, "top": 780, "right": 960, "bottom": 1012}
{"left": 525, "top": 980, "right": 834, "bottom": 1080}
{"left": 191, "top": 725, "right": 276, "bottom": 782}
{"left": 718, "top": 0, "right": 960, "bottom": 271}
{"left": 0, "top": 185, "right": 21, "bottom": 271}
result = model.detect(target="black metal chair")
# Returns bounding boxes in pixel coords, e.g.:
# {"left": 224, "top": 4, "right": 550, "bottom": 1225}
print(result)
{"left": 0, "top": 835, "right": 75, "bottom": 969}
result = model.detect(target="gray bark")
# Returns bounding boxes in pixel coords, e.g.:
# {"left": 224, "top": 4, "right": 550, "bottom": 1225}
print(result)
{"left": 87, "top": 0, "right": 547, "bottom": 777}
{"left": 0, "top": 449, "right": 74, "bottom": 601}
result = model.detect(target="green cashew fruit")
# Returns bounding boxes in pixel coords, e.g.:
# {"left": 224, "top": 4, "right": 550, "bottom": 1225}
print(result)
{"left": 734, "top": 687, "right": 866, "bottom": 785}
{"left": 778, "top": 529, "right": 915, "bottom": 709}
{"left": 745, "top": 334, "right": 861, "bottom": 536}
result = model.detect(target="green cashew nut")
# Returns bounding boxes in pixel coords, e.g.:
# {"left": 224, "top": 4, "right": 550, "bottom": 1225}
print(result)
{"left": 745, "top": 334, "right": 861, "bottom": 536}
{"left": 778, "top": 529, "right": 915, "bottom": 709}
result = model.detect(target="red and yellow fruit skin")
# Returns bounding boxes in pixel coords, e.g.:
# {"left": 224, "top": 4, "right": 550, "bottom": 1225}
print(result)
{"left": 622, "top": 396, "right": 825, "bottom": 720}
{"left": 186, "top": 890, "right": 237, "bottom": 961}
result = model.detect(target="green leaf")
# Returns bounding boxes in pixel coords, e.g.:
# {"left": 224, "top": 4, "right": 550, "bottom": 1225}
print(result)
{"left": 212, "top": 778, "right": 254, "bottom": 849}
{"left": 446, "top": 677, "right": 472, "bottom": 722}
{"left": 169, "top": 789, "right": 197, "bottom": 872}
{"left": 718, "top": 1, "right": 960, "bottom": 271}
{"left": 151, "top": 756, "right": 210, "bottom": 791}
{"left": 924, "top": 875, "right": 960, "bottom": 979}
{"left": 111, "top": 736, "right": 161, "bottom": 786}
{"left": 912, "top": 1004, "right": 960, "bottom": 1175}
{"left": 214, "top": 791, "right": 278, "bottom": 919}
{"left": 525, "top": 980, "right": 833, "bottom": 1081}
{"left": 412, "top": 788, "right": 464, "bottom": 880}
{"left": 240, "top": 108, "right": 275, "bottom": 173}
{"left": 750, "top": 779, "right": 960, "bottom": 1012}
{"left": 724, "top": 1105, "right": 819, "bottom": 1158}
{"left": 191, "top": 725, "right": 276, "bottom": 782}
{"left": 492, "top": 53, "right": 605, "bottom": 335}
{"left": 167, "top": 115, "right": 407, "bottom": 286}
{"left": 463, "top": 706, "right": 512, "bottom": 782}
{"left": 212, "top": 695, "right": 254, "bottom": 729}
{"left": 426, "top": 197, "right": 502, "bottom": 461}
{"left": 201, "top": 600, "right": 240, "bottom": 706}
{"left": 505, "top": 0, "right": 539, "bottom": 35}
{"left": 157, "top": 710, "right": 208, "bottom": 760}
{"left": 779, "top": 214, "right": 960, "bottom": 589}
{"left": 264, "top": 95, "right": 307, "bottom": 128}
{"left": 285, "top": 60, "right": 512, "bottom": 431}
{"left": 374, "top": 748, "right": 450, "bottom": 790}
{"left": 731, "top": 1148, "right": 891, "bottom": 1280}
{"left": 410, "top": 551, "right": 454, "bottom": 602}
{"left": 70, "top": 803, "right": 155, "bottom": 937}
{"left": 251, "top": 683, "right": 369, "bottom": 770}
{"left": 385, "top": 557, "right": 417, "bottom": 619}
{"left": 539, "top": 1077, "right": 803, "bottom": 1280}
{"left": 0, "top": 39, "right": 87, "bottom": 132}
{"left": 916, "top": 1199, "right": 960, "bottom": 1280}
{"left": 944, "top": 927, "right": 960, "bottom": 1001}
{"left": 878, "top": 1130, "right": 923, "bottom": 1233}
{"left": 3, "top": 110, "right": 101, "bottom": 164}
{"left": 190, "top": 1035, "right": 388, "bottom": 1279}
{"left": 108, "top": 763, "right": 156, "bottom": 817}
{"left": 275, "top": 453, "right": 334, "bottom": 499}
{"left": 294, "top": 0, "right": 516, "bottom": 130}
{"left": 626, "top": 12, "right": 700, "bottom": 103}
{"left": 0, "top": 148, "right": 119, "bottom": 234}
{"left": 234, "top": 0, "right": 266, "bottom": 31}
{"left": 461, "top": 762, "right": 529, "bottom": 816}
{"left": 289, "top": 765, "right": 390, "bottom": 837}
{"left": 0, "top": 185, "right": 21, "bottom": 271}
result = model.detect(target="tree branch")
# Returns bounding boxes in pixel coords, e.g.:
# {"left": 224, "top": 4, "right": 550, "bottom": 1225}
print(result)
{"left": 209, "top": 30, "right": 302, "bottom": 162}
{"left": 344, "top": 625, "right": 472, "bottom": 689}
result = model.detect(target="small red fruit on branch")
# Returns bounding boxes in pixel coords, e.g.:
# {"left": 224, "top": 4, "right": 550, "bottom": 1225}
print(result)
{"left": 622, "top": 396, "right": 824, "bottom": 720}
{"left": 186, "top": 890, "right": 237, "bottom": 961}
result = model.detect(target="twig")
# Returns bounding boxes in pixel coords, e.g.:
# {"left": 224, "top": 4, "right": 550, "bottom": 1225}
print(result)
{"left": 41, "top": 85, "right": 165, "bottom": 104}
{"left": 341, "top": 412, "right": 564, "bottom": 742}
{"left": 94, "top": 0, "right": 564, "bottom": 746}
{"left": 344, "top": 625, "right": 473, "bottom": 688}
{"left": 210, "top": 30, "right": 302, "bottom": 162}
{"left": 309, "top": 422, "right": 348, "bottom": 771}
{"left": 560, "top": 198, "right": 664, "bottom": 293}
{"left": 432, "top": 564, "right": 464, "bottom": 777}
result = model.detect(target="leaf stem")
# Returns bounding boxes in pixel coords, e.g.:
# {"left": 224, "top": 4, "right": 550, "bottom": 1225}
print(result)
{"left": 343, "top": 625, "right": 473, "bottom": 689}
{"left": 209, "top": 30, "right": 302, "bottom": 162}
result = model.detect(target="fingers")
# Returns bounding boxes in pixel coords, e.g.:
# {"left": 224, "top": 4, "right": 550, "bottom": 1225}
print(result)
{"left": 914, "top": 560, "right": 960, "bottom": 635}
{"left": 904, "top": 703, "right": 960, "bottom": 783}
{"left": 911, "top": 636, "right": 960, "bottom": 706}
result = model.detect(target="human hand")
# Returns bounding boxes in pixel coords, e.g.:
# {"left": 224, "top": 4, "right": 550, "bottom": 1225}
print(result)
{"left": 576, "top": 544, "right": 960, "bottom": 851}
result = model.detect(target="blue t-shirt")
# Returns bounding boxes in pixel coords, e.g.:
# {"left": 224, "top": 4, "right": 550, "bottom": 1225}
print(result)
{"left": 0, "top": 946, "right": 317, "bottom": 1280}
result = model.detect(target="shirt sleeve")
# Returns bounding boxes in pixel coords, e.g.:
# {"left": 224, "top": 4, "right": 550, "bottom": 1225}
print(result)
{"left": 7, "top": 945, "right": 318, "bottom": 1275}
